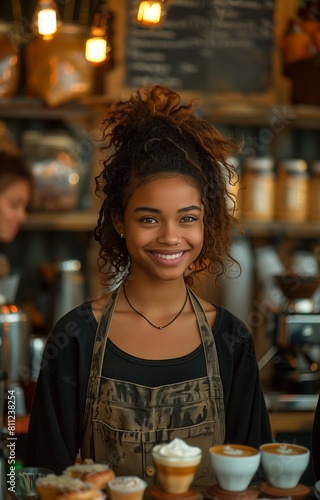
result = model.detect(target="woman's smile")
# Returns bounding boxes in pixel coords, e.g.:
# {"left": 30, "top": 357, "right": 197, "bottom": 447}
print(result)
{"left": 148, "top": 250, "right": 186, "bottom": 265}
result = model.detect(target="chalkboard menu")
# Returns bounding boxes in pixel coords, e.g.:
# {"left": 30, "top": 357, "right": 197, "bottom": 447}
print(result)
{"left": 125, "top": 0, "right": 275, "bottom": 94}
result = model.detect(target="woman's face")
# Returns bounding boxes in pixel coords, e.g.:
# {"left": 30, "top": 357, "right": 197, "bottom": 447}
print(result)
{"left": 0, "top": 179, "right": 31, "bottom": 242}
{"left": 121, "top": 175, "right": 204, "bottom": 282}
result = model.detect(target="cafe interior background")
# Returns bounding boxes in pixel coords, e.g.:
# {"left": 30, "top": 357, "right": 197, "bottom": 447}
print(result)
{"left": 0, "top": 0, "right": 320, "bottom": 483}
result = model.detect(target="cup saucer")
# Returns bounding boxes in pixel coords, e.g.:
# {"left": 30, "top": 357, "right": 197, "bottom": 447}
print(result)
{"left": 259, "top": 481, "right": 310, "bottom": 499}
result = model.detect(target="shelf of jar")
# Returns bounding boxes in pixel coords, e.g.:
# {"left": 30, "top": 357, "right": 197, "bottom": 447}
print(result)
{"left": 21, "top": 212, "right": 320, "bottom": 237}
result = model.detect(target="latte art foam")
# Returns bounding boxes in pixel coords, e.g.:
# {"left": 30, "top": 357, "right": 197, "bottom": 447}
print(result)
{"left": 212, "top": 444, "right": 258, "bottom": 457}
{"left": 223, "top": 446, "right": 244, "bottom": 456}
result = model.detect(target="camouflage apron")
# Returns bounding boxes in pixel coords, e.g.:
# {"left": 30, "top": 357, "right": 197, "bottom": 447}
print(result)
{"left": 81, "top": 285, "right": 225, "bottom": 488}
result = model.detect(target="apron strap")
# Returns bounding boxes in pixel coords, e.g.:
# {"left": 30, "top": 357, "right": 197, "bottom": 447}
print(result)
{"left": 90, "top": 286, "right": 121, "bottom": 378}
{"left": 187, "top": 286, "right": 222, "bottom": 380}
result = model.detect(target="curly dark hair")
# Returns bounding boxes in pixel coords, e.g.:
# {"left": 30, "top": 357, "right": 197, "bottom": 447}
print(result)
{"left": 94, "top": 84, "right": 242, "bottom": 287}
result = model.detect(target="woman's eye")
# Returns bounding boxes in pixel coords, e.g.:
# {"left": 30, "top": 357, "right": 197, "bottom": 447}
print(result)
{"left": 140, "top": 217, "right": 157, "bottom": 224}
{"left": 181, "top": 216, "right": 197, "bottom": 223}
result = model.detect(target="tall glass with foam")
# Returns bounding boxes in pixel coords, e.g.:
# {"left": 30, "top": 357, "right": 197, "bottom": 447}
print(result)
{"left": 152, "top": 438, "right": 202, "bottom": 494}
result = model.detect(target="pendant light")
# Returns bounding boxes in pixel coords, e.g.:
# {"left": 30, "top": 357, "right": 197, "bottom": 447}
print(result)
{"left": 32, "top": 0, "right": 61, "bottom": 40}
{"left": 135, "top": 0, "right": 169, "bottom": 26}
{"left": 85, "top": 0, "right": 111, "bottom": 64}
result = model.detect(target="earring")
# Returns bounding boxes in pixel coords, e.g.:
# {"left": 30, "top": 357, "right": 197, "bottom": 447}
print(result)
{"left": 120, "top": 233, "right": 125, "bottom": 239}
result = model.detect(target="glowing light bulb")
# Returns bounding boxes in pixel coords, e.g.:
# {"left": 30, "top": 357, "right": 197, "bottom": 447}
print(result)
{"left": 85, "top": 36, "right": 108, "bottom": 63}
{"left": 137, "top": 1, "right": 162, "bottom": 24}
{"left": 38, "top": 8, "right": 57, "bottom": 36}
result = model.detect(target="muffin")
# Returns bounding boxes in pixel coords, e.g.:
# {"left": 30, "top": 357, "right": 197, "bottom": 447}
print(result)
{"left": 37, "top": 474, "right": 99, "bottom": 500}
{"left": 63, "top": 463, "right": 115, "bottom": 489}
{"left": 107, "top": 476, "right": 147, "bottom": 500}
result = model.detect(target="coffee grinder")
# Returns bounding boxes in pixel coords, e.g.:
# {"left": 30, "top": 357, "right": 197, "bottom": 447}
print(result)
{"left": 271, "top": 274, "right": 320, "bottom": 394}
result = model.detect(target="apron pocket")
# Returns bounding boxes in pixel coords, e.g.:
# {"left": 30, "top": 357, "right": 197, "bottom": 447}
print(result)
{"left": 92, "top": 419, "right": 216, "bottom": 486}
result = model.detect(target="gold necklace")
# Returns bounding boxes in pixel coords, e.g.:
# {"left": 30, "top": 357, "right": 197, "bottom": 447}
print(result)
{"left": 123, "top": 286, "right": 188, "bottom": 330}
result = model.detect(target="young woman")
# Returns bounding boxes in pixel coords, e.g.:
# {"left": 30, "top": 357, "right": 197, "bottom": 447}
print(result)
{"left": 26, "top": 85, "right": 272, "bottom": 487}
{"left": 0, "top": 148, "right": 32, "bottom": 244}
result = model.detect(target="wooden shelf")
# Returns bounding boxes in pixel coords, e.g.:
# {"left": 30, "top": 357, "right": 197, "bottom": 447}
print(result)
{"left": 204, "top": 103, "right": 320, "bottom": 129}
{"left": 21, "top": 211, "right": 97, "bottom": 231}
{"left": 1, "top": 98, "right": 320, "bottom": 129}
{"left": 240, "top": 220, "right": 320, "bottom": 238}
{"left": 0, "top": 98, "right": 97, "bottom": 121}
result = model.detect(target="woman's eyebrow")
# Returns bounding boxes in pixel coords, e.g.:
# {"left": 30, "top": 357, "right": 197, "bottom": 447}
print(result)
{"left": 133, "top": 206, "right": 161, "bottom": 213}
{"left": 133, "top": 205, "right": 202, "bottom": 214}
{"left": 178, "top": 205, "right": 202, "bottom": 213}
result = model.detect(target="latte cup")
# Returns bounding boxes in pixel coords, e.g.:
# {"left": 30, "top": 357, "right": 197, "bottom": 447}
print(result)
{"left": 209, "top": 444, "right": 261, "bottom": 492}
{"left": 260, "top": 443, "right": 310, "bottom": 489}
{"left": 151, "top": 438, "right": 202, "bottom": 494}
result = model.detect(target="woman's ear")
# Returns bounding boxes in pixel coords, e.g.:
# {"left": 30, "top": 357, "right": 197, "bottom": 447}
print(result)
{"left": 111, "top": 212, "right": 124, "bottom": 237}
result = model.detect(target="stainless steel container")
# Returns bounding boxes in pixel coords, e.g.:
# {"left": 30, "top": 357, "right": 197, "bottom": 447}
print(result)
{"left": 0, "top": 303, "right": 30, "bottom": 384}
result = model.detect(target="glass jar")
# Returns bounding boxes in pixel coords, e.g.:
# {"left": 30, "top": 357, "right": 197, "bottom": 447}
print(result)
{"left": 309, "top": 161, "right": 320, "bottom": 221}
{"left": 276, "top": 159, "right": 308, "bottom": 222}
{"left": 240, "top": 157, "right": 275, "bottom": 221}
{"left": 22, "top": 131, "right": 83, "bottom": 212}
{"left": 24, "top": 24, "right": 94, "bottom": 107}
{"left": 0, "top": 21, "right": 20, "bottom": 98}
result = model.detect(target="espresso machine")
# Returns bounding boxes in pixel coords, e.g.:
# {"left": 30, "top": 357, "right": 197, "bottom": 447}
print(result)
{"left": 270, "top": 274, "right": 320, "bottom": 394}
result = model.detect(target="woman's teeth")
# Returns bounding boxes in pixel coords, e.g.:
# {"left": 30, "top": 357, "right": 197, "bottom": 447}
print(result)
{"left": 153, "top": 252, "right": 183, "bottom": 260}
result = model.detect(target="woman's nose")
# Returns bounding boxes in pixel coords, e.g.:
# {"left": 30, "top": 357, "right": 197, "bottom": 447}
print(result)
{"left": 157, "top": 223, "right": 180, "bottom": 245}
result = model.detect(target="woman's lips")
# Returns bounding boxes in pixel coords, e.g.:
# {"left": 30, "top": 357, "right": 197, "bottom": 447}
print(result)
{"left": 148, "top": 251, "right": 187, "bottom": 265}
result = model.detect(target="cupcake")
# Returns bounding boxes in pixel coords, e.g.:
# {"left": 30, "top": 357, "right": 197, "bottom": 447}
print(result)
{"left": 107, "top": 476, "right": 147, "bottom": 500}
{"left": 37, "top": 474, "right": 99, "bottom": 500}
{"left": 63, "top": 463, "right": 115, "bottom": 489}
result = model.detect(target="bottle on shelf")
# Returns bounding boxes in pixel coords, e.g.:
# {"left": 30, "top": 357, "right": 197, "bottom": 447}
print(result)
{"left": 276, "top": 159, "right": 309, "bottom": 222}
{"left": 240, "top": 156, "right": 275, "bottom": 222}
{"left": 309, "top": 160, "right": 320, "bottom": 221}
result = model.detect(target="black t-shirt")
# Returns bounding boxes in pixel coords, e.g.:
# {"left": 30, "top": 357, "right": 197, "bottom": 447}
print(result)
{"left": 26, "top": 301, "right": 272, "bottom": 474}
{"left": 105, "top": 339, "right": 205, "bottom": 386}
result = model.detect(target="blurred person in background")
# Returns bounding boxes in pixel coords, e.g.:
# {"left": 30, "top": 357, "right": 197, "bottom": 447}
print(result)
{"left": 0, "top": 122, "right": 32, "bottom": 275}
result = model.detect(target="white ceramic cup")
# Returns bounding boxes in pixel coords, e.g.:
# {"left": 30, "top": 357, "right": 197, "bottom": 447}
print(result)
{"left": 209, "top": 444, "right": 261, "bottom": 492}
{"left": 260, "top": 442, "right": 310, "bottom": 489}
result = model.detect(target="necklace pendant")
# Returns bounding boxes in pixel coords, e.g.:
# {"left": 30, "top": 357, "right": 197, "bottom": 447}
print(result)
{"left": 159, "top": 326, "right": 163, "bottom": 330}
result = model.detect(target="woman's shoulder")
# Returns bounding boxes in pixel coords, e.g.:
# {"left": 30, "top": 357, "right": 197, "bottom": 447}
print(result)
{"left": 195, "top": 293, "right": 252, "bottom": 338}
{"left": 49, "top": 300, "right": 98, "bottom": 342}
{"left": 213, "top": 304, "right": 258, "bottom": 372}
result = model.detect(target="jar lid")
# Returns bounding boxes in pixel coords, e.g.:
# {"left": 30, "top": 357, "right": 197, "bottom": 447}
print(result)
{"left": 279, "top": 159, "right": 307, "bottom": 172}
{"left": 244, "top": 156, "right": 274, "bottom": 171}
{"left": 22, "top": 131, "right": 77, "bottom": 150}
